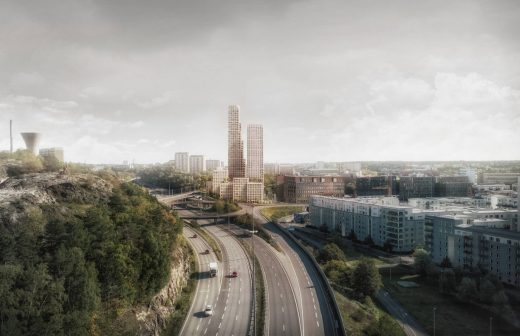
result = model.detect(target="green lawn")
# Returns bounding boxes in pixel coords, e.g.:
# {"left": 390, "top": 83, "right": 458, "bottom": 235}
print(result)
{"left": 382, "top": 265, "right": 520, "bottom": 336}
{"left": 260, "top": 206, "right": 305, "bottom": 222}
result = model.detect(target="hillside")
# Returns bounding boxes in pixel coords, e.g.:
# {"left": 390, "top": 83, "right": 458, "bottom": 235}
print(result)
{"left": 0, "top": 171, "right": 189, "bottom": 336}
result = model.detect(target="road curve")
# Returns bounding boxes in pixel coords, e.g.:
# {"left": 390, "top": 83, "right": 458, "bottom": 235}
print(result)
{"left": 249, "top": 205, "right": 339, "bottom": 336}
{"left": 203, "top": 224, "right": 252, "bottom": 336}
{"left": 180, "top": 226, "right": 223, "bottom": 336}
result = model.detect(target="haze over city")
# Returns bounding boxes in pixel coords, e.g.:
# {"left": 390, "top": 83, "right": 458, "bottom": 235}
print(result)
{"left": 1, "top": 0, "right": 519, "bottom": 164}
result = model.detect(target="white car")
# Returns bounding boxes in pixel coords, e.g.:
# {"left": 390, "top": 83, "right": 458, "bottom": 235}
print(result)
{"left": 204, "top": 305, "right": 213, "bottom": 317}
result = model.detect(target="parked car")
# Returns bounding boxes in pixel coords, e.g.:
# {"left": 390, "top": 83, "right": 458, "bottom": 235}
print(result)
{"left": 204, "top": 305, "right": 213, "bottom": 316}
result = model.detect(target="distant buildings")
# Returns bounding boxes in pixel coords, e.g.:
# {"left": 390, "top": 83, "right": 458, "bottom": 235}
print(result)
{"left": 189, "top": 155, "right": 205, "bottom": 174}
{"left": 39, "top": 147, "right": 64, "bottom": 162}
{"left": 356, "top": 176, "right": 397, "bottom": 196}
{"left": 206, "top": 159, "right": 222, "bottom": 171}
{"left": 480, "top": 173, "right": 520, "bottom": 186}
{"left": 175, "top": 152, "right": 189, "bottom": 173}
{"left": 211, "top": 167, "right": 228, "bottom": 195}
{"left": 399, "top": 176, "right": 436, "bottom": 200}
{"left": 276, "top": 175, "right": 346, "bottom": 203}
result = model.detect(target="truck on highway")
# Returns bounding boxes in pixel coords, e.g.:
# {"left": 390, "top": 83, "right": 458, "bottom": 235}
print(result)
{"left": 209, "top": 262, "right": 218, "bottom": 277}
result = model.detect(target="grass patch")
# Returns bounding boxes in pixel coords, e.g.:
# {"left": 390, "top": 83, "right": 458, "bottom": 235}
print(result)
{"left": 334, "top": 290, "right": 405, "bottom": 336}
{"left": 253, "top": 255, "right": 265, "bottom": 336}
{"left": 162, "top": 241, "right": 198, "bottom": 336}
{"left": 382, "top": 265, "right": 520, "bottom": 336}
{"left": 260, "top": 206, "right": 304, "bottom": 222}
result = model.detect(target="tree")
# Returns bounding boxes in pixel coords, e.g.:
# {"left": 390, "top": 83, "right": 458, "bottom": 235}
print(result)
{"left": 352, "top": 258, "right": 382, "bottom": 298}
{"left": 363, "top": 235, "right": 375, "bottom": 246}
{"left": 383, "top": 239, "right": 394, "bottom": 252}
{"left": 318, "top": 243, "right": 346, "bottom": 263}
{"left": 456, "top": 277, "right": 477, "bottom": 302}
{"left": 440, "top": 256, "right": 452, "bottom": 268}
{"left": 347, "top": 229, "right": 358, "bottom": 242}
{"left": 439, "top": 268, "right": 456, "bottom": 293}
{"left": 413, "top": 248, "right": 433, "bottom": 276}
{"left": 323, "top": 260, "right": 352, "bottom": 285}
{"left": 479, "top": 279, "right": 497, "bottom": 304}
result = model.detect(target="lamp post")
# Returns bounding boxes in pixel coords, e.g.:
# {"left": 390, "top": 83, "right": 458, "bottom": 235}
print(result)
{"left": 490, "top": 317, "right": 493, "bottom": 336}
{"left": 433, "top": 307, "right": 437, "bottom": 336}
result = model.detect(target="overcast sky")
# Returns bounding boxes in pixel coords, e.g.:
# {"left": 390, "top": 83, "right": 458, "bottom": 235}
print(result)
{"left": 1, "top": 0, "right": 519, "bottom": 164}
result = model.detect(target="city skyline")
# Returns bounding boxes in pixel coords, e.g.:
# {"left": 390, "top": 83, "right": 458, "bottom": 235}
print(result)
{"left": 1, "top": 0, "right": 519, "bottom": 164}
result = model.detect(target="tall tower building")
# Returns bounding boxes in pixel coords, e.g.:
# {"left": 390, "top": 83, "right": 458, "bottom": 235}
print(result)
{"left": 247, "top": 124, "right": 264, "bottom": 182}
{"left": 228, "top": 105, "right": 245, "bottom": 179}
{"left": 175, "top": 152, "right": 189, "bottom": 173}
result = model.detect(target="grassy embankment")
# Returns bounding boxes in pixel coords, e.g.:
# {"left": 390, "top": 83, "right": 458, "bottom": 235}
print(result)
{"left": 381, "top": 265, "right": 520, "bottom": 336}
{"left": 293, "top": 234, "right": 405, "bottom": 336}
{"left": 259, "top": 206, "right": 305, "bottom": 222}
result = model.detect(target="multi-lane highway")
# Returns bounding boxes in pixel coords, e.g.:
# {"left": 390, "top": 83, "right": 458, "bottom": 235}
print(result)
{"left": 204, "top": 224, "right": 252, "bottom": 336}
{"left": 249, "top": 205, "right": 340, "bottom": 336}
{"left": 180, "top": 225, "right": 223, "bottom": 336}
{"left": 178, "top": 210, "right": 253, "bottom": 336}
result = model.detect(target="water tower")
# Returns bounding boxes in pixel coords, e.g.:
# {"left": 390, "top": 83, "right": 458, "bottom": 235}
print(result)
{"left": 21, "top": 132, "right": 41, "bottom": 155}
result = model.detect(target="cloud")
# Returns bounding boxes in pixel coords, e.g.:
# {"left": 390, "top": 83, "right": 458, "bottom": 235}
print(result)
{"left": 137, "top": 92, "right": 174, "bottom": 109}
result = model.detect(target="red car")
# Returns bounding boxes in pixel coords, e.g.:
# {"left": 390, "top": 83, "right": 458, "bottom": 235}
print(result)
{"left": 231, "top": 271, "right": 238, "bottom": 278}
{"left": 192, "top": 234, "right": 198, "bottom": 238}
{"left": 203, "top": 249, "right": 210, "bottom": 254}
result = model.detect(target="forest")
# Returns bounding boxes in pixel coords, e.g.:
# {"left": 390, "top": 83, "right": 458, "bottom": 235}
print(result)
{"left": 0, "top": 179, "right": 182, "bottom": 335}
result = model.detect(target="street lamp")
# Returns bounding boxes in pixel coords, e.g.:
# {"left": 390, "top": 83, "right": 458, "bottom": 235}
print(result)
{"left": 490, "top": 316, "right": 493, "bottom": 336}
{"left": 433, "top": 307, "right": 437, "bottom": 336}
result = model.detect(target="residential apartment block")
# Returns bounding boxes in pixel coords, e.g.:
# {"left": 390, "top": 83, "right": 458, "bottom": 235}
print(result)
{"left": 189, "top": 155, "right": 205, "bottom": 174}
{"left": 309, "top": 196, "right": 425, "bottom": 252}
{"left": 175, "top": 152, "right": 189, "bottom": 173}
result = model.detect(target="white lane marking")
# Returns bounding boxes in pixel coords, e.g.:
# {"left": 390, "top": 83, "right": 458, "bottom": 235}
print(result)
{"left": 317, "top": 321, "right": 319, "bottom": 327}
{"left": 204, "top": 328, "right": 208, "bottom": 334}
{"left": 283, "top": 324, "right": 286, "bottom": 332}
{"left": 282, "top": 306, "right": 284, "bottom": 313}
{"left": 219, "top": 322, "right": 221, "bottom": 329}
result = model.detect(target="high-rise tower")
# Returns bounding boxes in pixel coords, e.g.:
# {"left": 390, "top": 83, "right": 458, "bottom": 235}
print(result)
{"left": 228, "top": 105, "right": 245, "bottom": 179}
{"left": 247, "top": 124, "right": 263, "bottom": 182}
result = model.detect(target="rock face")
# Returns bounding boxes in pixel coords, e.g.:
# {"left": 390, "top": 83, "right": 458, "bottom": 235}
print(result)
{"left": 133, "top": 242, "right": 192, "bottom": 336}
{"left": 0, "top": 172, "right": 113, "bottom": 224}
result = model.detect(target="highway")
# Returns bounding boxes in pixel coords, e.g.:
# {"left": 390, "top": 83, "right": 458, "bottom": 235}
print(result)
{"left": 180, "top": 225, "right": 223, "bottom": 336}
{"left": 249, "top": 205, "right": 339, "bottom": 336}
{"left": 227, "top": 223, "right": 302, "bottom": 336}
{"left": 204, "top": 224, "right": 252, "bottom": 336}
{"left": 177, "top": 207, "right": 253, "bottom": 336}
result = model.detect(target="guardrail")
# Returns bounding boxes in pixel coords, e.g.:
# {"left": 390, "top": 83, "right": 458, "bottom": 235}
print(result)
{"left": 273, "top": 222, "right": 347, "bottom": 336}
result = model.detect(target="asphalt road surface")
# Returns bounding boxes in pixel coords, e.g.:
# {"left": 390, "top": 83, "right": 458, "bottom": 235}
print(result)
{"left": 204, "top": 224, "right": 252, "bottom": 336}
{"left": 180, "top": 225, "right": 223, "bottom": 336}
{"left": 251, "top": 205, "right": 340, "bottom": 336}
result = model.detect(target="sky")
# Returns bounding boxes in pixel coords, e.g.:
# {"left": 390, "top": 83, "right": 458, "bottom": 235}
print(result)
{"left": 0, "top": 0, "right": 519, "bottom": 164}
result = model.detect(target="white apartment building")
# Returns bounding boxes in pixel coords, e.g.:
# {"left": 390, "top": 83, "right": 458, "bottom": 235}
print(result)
{"left": 175, "top": 152, "right": 189, "bottom": 173}
{"left": 189, "top": 155, "right": 205, "bottom": 174}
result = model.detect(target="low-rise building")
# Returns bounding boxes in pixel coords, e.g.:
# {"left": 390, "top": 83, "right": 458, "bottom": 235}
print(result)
{"left": 356, "top": 175, "right": 397, "bottom": 196}
{"left": 246, "top": 182, "right": 264, "bottom": 203}
{"left": 39, "top": 147, "right": 64, "bottom": 162}
{"left": 277, "top": 175, "right": 346, "bottom": 203}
